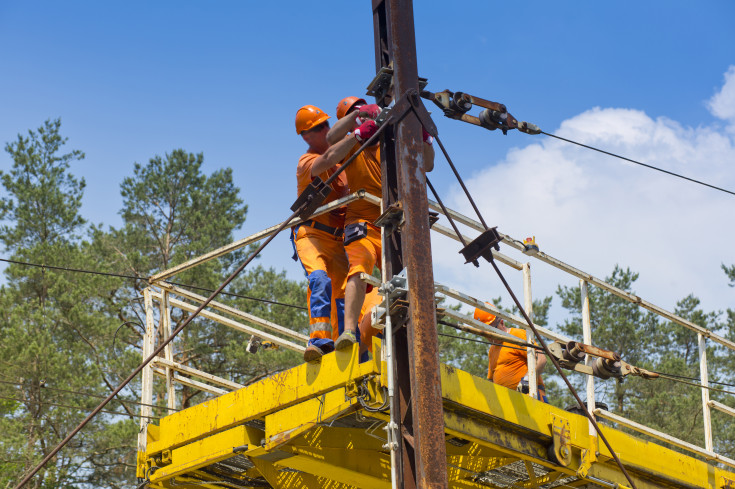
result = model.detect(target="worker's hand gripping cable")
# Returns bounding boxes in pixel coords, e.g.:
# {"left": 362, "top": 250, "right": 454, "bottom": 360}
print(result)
{"left": 290, "top": 103, "right": 396, "bottom": 221}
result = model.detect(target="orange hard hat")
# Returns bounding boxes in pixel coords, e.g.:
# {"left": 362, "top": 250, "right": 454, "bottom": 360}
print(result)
{"left": 336, "top": 96, "right": 367, "bottom": 120}
{"left": 295, "top": 105, "right": 330, "bottom": 135}
{"left": 474, "top": 303, "right": 498, "bottom": 326}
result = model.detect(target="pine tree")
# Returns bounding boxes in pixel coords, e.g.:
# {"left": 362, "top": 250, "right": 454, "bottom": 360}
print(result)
{"left": 556, "top": 266, "right": 660, "bottom": 414}
{"left": 0, "top": 119, "right": 136, "bottom": 488}
{"left": 98, "top": 149, "right": 307, "bottom": 409}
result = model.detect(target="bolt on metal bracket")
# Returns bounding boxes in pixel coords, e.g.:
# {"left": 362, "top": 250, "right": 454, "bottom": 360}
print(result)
{"left": 549, "top": 414, "right": 572, "bottom": 467}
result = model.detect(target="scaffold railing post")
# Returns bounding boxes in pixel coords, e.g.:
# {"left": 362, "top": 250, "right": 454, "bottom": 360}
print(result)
{"left": 138, "top": 287, "right": 156, "bottom": 454}
{"left": 523, "top": 263, "right": 538, "bottom": 399}
{"left": 581, "top": 279, "right": 596, "bottom": 435}
{"left": 699, "top": 333, "right": 714, "bottom": 451}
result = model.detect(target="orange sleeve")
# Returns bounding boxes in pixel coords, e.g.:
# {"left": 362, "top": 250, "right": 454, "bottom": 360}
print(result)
{"left": 297, "top": 153, "right": 317, "bottom": 192}
{"left": 487, "top": 345, "right": 501, "bottom": 380}
{"left": 491, "top": 328, "right": 530, "bottom": 390}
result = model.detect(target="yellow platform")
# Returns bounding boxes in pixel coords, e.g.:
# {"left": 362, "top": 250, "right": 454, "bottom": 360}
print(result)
{"left": 137, "top": 345, "right": 735, "bottom": 489}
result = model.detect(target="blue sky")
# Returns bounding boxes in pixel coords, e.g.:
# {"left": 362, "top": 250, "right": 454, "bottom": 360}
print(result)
{"left": 1, "top": 1, "right": 734, "bottom": 328}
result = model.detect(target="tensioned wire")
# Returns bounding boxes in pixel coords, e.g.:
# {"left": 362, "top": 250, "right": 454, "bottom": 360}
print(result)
{"left": 540, "top": 130, "right": 735, "bottom": 197}
{"left": 0, "top": 257, "right": 307, "bottom": 310}
{"left": 0, "top": 395, "right": 160, "bottom": 419}
{"left": 0, "top": 379, "right": 176, "bottom": 411}
{"left": 436, "top": 330, "right": 735, "bottom": 394}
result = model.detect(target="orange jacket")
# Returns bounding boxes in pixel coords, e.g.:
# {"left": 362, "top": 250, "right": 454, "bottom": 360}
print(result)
{"left": 342, "top": 145, "right": 381, "bottom": 225}
{"left": 488, "top": 328, "right": 544, "bottom": 390}
{"left": 297, "top": 151, "right": 349, "bottom": 229}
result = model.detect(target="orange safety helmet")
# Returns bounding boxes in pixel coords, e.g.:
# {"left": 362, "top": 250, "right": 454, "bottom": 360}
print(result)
{"left": 474, "top": 303, "right": 498, "bottom": 326}
{"left": 336, "top": 96, "right": 367, "bottom": 120}
{"left": 295, "top": 105, "right": 330, "bottom": 135}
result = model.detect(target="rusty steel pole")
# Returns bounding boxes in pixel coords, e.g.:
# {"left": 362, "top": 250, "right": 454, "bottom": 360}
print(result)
{"left": 372, "top": 1, "right": 448, "bottom": 487}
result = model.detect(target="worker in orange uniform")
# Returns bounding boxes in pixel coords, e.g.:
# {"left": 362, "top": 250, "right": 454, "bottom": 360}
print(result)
{"left": 327, "top": 96, "right": 435, "bottom": 353}
{"left": 294, "top": 105, "right": 368, "bottom": 362}
{"left": 474, "top": 306, "right": 548, "bottom": 403}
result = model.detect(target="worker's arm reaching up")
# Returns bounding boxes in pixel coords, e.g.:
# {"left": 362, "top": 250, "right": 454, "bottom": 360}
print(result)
{"left": 326, "top": 110, "right": 362, "bottom": 145}
{"left": 310, "top": 132, "right": 359, "bottom": 177}
{"left": 324, "top": 100, "right": 435, "bottom": 172}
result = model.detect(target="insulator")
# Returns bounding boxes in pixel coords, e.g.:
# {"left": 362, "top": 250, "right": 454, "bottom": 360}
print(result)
{"left": 592, "top": 357, "right": 622, "bottom": 379}
{"left": 450, "top": 91, "right": 472, "bottom": 113}
{"left": 479, "top": 109, "right": 507, "bottom": 129}
{"left": 562, "top": 341, "right": 585, "bottom": 364}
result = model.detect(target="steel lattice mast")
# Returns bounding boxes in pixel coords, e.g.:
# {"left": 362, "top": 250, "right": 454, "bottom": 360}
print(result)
{"left": 372, "top": 1, "right": 448, "bottom": 487}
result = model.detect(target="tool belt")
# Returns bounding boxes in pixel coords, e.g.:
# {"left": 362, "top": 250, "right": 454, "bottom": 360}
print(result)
{"left": 343, "top": 222, "right": 370, "bottom": 245}
{"left": 302, "top": 219, "right": 343, "bottom": 238}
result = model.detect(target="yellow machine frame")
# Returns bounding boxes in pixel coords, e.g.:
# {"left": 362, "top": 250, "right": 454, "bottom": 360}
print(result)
{"left": 137, "top": 341, "right": 735, "bottom": 489}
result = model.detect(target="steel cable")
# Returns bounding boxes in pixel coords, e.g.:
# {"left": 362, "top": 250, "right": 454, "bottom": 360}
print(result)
{"left": 0, "top": 379, "right": 176, "bottom": 411}
{"left": 433, "top": 136, "right": 489, "bottom": 229}
{"left": 647, "top": 371, "right": 735, "bottom": 389}
{"left": 540, "top": 131, "right": 735, "bottom": 197}
{"left": 649, "top": 372, "right": 735, "bottom": 396}
{"left": 0, "top": 257, "right": 307, "bottom": 311}
{"left": 0, "top": 394, "right": 160, "bottom": 419}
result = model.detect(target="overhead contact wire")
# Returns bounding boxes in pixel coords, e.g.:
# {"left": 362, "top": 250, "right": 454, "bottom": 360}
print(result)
{"left": 0, "top": 379, "right": 176, "bottom": 411}
{"left": 651, "top": 372, "right": 735, "bottom": 396}
{"left": 436, "top": 325, "right": 735, "bottom": 394}
{"left": 0, "top": 257, "right": 307, "bottom": 311}
{"left": 648, "top": 371, "right": 735, "bottom": 388}
{"left": 540, "top": 131, "right": 735, "bottom": 197}
{"left": 0, "top": 395, "right": 160, "bottom": 419}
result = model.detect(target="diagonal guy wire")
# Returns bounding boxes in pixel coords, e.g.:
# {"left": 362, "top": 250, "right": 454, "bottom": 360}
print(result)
{"left": 430, "top": 130, "right": 639, "bottom": 489}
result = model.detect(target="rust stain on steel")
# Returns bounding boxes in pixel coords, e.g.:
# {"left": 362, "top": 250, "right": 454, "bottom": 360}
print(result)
{"left": 389, "top": 0, "right": 448, "bottom": 487}
{"left": 576, "top": 342, "right": 621, "bottom": 362}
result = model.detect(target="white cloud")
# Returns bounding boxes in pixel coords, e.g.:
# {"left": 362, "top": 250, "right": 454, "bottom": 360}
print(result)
{"left": 708, "top": 65, "right": 735, "bottom": 123}
{"left": 432, "top": 72, "right": 735, "bottom": 330}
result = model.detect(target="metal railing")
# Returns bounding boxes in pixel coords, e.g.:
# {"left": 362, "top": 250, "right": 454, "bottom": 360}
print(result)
{"left": 137, "top": 190, "right": 735, "bottom": 469}
{"left": 136, "top": 192, "right": 372, "bottom": 455}
{"left": 426, "top": 197, "right": 735, "bottom": 468}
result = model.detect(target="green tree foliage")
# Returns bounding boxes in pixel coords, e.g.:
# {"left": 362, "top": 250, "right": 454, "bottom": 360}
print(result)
{"left": 631, "top": 295, "right": 722, "bottom": 450}
{"left": 0, "top": 127, "right": 308, "bottom": 487}
{"left": 0, "top": 119, "right": 136, "bottom": 488}
{"left": 115, "top": 149, "right": 247, "bottom": 282}
{"left": 722, "top": 264, "right": 735, "bottom": 287}
{"left": 94, "top": 149, "right": 307, "bottom": 411}
{"left": 557, "top": 266, "right": 660, "bottom": 413}
{"left": 556, "top": 265, "right": 734, "bottom": 457}
{"left": 0, "top": 119, "right": 85, "bottom": 250}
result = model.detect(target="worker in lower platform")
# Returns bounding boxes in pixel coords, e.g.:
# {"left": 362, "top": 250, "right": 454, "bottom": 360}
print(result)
{"left": 474, "top": 306, "right": 549, "bottom": 403}
{"left": 327, "top": 96, "right": 435, "bottom": 352}
{"left": 294, "top": 105, "right": 367, "bottom": 362}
